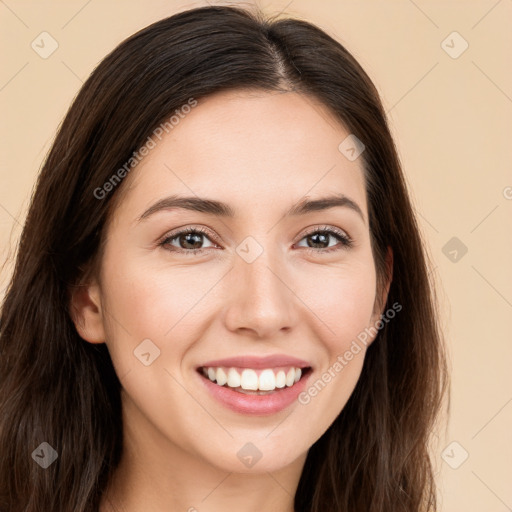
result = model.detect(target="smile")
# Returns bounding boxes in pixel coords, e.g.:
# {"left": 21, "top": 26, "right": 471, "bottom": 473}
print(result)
{"left": 199, "top": 366, "right": 310, "bottom": 394}
{"left": 196, "top": 363, "right": 313, "bottom": 415}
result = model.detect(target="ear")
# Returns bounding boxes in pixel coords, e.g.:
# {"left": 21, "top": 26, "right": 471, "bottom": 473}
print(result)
{"left": 380, "top": 245, "right": 393, "bottom": 311}
{"left": 68, "top": 277, "right": 106, "bottom": 344}
{"left": 368, "top": 245, "right": 394, "bottom": 335}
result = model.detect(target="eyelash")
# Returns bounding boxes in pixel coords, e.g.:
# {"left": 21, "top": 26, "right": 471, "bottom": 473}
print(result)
{"left": 158, "top": 225, "right": 353, "bottom": 256}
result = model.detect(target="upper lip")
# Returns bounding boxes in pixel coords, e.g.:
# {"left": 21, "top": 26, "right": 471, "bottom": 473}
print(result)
{"left": 198, "top": 354, "right": 312, "bottom": 370}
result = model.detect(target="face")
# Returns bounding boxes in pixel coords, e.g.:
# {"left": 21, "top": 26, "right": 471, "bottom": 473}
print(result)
{"left": 74, "top": 89, "right": 389, "bottom": 475}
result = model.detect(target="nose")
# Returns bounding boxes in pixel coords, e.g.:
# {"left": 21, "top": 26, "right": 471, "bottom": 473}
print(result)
{"left": 222, "top": 248, "right": 298, "bottom": 339}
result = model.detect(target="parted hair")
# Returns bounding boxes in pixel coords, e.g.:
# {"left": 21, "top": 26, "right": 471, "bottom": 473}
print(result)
{"left": 0, "top": 5, "right": 447, "bottom": 511}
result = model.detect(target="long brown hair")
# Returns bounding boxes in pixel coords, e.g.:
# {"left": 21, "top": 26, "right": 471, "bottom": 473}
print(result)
{"left": 0, "top": 5, "right": 447, "bottom": 511}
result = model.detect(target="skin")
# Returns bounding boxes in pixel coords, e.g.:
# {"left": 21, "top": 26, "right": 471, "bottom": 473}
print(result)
{"left": 71, "top": 89, "right": 392, "bottom": 512}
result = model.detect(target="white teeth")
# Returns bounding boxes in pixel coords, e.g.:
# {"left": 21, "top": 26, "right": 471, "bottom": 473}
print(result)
{"left": 285, "top": 368, "right": 295, "bottom": 387}
{"left": 258, "top": 369, "right": 276, "bottom": 391}
{"left": 216, "top": 368, "right": 227, "bottom": 386}
{"left": 202, "top": 366, "right": 305, "bottom": 391}
{"left": 227, "top": 368, "right": 241, "bottom": 388}
{"left": 240, "top": 369, "right": 259, "bottom": 390}
{"left": 275, "top": 370, "right": 286, "bottom": 388}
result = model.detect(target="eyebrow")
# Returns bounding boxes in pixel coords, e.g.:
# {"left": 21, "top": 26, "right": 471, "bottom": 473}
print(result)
{"left": 136, "top": 193, "right": 366, "bottom": 223}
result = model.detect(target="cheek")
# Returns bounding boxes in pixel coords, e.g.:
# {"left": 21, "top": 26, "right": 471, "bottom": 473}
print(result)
{"left": 297, "top": 257, "right": 377, "bottom": 352}
{"left": 290, "top": 257, "right": 376, "bottom": 438}
{"left": 101, "top": 237, "right": 190, "bottom": 330}
{"left": 97, "top": 255, "right": 215, "bottom": 435}
{"left": 99, "top": 250, "right": 229, "bottom": 370}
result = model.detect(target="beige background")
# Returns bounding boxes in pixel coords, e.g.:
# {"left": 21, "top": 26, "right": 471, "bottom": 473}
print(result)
{"left": 1, "top": 0, "right": 511, "bottom": 509}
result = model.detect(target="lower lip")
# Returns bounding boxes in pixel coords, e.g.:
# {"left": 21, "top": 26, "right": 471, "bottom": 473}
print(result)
{"left": 196, "top": 369, "right": 312, "bottom": 415}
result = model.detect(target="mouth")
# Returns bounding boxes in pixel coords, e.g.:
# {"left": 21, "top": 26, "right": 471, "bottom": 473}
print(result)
{"left": 197, "top": 365, "right": 313, "bottom": 395}
{"left": 195, "top": 354, "right": 313, "bottom": 415}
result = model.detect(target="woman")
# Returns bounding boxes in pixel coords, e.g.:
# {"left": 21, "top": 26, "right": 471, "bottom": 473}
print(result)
{"left": 0, "top": 5, "right": 448, "bottom": 511}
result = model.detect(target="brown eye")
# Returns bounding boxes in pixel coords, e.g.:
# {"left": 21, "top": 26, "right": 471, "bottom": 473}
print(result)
{"left": 295, "top": 227, "right": 353, "bottom": 254}
{"left": 159, "top": 227, "right": 218, "bottom": 254}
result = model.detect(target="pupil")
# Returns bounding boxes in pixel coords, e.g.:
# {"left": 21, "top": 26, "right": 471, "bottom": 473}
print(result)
{"left": 309, "top": 232, "right": 328, "bottom": 248}
{"left": 182, "top": 233, "right": 202, "bottom": 249}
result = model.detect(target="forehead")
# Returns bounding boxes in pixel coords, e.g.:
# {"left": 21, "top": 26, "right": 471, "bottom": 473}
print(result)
{"left": 112, "top": 89, "right": 368, "bottom": 222}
